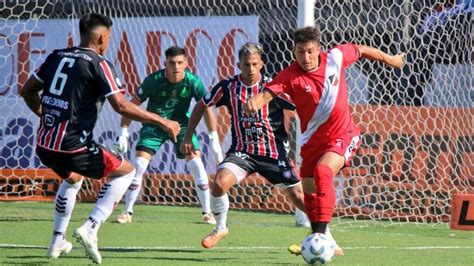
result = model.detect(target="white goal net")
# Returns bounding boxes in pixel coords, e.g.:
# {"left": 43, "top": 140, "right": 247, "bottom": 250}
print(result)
{"left": 0, "top": 0, "right": 472, "bottom": 224}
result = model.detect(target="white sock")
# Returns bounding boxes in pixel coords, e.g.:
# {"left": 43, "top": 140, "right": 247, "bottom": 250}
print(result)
{"left": 210, "top": 194, "right": 229, "bottom": 230}
{"left": 295, "top": 207, "right": 310, "bottom": 226}
{"left": 85, "top": 169, "right": 135, "bottom": 235}
{"left": 124, "top": 156, "right": 149, "bottom": 214}
{"left": 187, "top": 157, "right": 211, "bottom": 214}
{"left": 51, "top": 178, "right": 83, "bottom": 245}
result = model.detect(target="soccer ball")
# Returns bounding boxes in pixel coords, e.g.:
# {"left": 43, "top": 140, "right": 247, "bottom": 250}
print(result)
{"left": 301, "top": 233, "right": 335, "bottom": 264}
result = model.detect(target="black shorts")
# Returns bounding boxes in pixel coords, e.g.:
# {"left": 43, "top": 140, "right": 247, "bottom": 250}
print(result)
{"left": 36, "top": 141, "right": 123, "bottom": 179}
{"left": 222, "top": 151, "right": 300, "bottom": 187}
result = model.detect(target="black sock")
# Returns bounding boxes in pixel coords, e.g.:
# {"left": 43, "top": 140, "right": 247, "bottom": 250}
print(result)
{"left": 311, "top": 222, "right": 328, "bottom": 234}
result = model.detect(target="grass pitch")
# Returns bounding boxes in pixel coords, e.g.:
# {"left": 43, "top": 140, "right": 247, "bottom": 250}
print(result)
{"left": 0, "top": 201, "right": 473, "bottom": 265}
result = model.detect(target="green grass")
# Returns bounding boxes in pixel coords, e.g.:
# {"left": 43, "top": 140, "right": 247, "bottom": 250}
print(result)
{"left": 0, "top": 202, "right": 473, "bottom": 265}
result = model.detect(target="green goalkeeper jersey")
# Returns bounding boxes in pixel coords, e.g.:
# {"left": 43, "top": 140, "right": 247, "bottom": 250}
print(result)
{"left": 135, "top": 69, "right": 207, "bottom": 127}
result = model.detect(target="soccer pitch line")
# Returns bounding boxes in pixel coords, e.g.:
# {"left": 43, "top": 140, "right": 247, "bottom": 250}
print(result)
{"left": 1, "top": 243, "right": 473, "bottom": 251}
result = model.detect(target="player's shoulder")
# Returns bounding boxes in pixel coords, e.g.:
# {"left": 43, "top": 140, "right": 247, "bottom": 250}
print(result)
{"left": 184, "top": 70, "right": 203, "bottom": 84}
{"left": 216, "top": 75, "right": 238, "bottom": 89}
{"left": 144, "top": 69, "right": 165, "bottom": 83}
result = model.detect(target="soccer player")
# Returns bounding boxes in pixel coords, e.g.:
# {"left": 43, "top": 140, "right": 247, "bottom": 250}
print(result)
{"left": 245, "top": 26, "right": 405, "bottom": 254}
{"left": 180, "top": 42, "right": 341, "bottom": 251}
{"left": 113, "top": 46, "right": 223, "bottom": 225}
{"left": 21, "top": 14, "right": 180, "bottom": 264}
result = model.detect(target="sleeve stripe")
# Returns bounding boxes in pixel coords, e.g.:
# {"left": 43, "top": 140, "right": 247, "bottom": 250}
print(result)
{"left": 32, "top": 70, "right": 44, "bottom": 83}
{"left": 99, "top": 61, "right": 120, "bottom": 92}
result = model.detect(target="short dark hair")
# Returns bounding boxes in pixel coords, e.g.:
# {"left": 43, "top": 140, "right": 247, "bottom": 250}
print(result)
{"left": 293, "top": 25, "right": 321, "bottom": 45}
{"left": 79, "top": 13, "right": 113, "bottom": 36}
{"left": 165, "top": 46, "right": 186, "bottom": 58}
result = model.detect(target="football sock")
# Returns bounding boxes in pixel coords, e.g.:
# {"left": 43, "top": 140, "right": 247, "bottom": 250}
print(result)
{"left": 187, "top": 157, "right": 211, "bottom": 214}
{"left": 87, "top": 169, "right": 135, "bottom": 235}
{"left": 52, "top": 178, "right": 83, "bottom": 242}
{"left": 311, "top": 221, "right": 328, "bottom": 234}
{"left": 314, "top": 165, "right": 335, "bottom": 222}
{"left": 124, "top": 156, "right": 149, "bottom": 214}
{"left": 210, "top": 194, "right": 229, "bottom": 230}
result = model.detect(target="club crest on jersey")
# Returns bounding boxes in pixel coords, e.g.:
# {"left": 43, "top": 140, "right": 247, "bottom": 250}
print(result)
{"left": 137, "top": 87, "right": 143, "bottom": 95}
{"left": 328, "top": 73, "right": 339, "bottom": 86}
{"left": 180, "top": 87, "right": 190, "bottom": 97}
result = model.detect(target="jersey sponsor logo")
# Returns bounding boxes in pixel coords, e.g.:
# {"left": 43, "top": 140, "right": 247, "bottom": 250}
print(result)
{"left": 44, "top": 114, "right": 55, "bottom": 127}
{"left": 180, "top": 87, "right": 190, "bottom": 97}
{"left": 305, "top": 85, "right": 312, "bottom": 93}
{"left": 42, "top": 95, "right": 69, "bottom": 110}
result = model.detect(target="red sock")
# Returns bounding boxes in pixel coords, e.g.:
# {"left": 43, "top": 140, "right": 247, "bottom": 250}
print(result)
{"left": 314, "top": 165, "right": 335, "bottom": 222}
{"left": 304, "top": 193, "right": 318, "bottom": 222}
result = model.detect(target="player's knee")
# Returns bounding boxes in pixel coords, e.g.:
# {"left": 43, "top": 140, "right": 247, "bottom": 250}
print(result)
{"left": 212, "top": 172, "right": 235, "bottom": 196}
{"left": 313, "top": 165, "right": 334, "bottom": 188}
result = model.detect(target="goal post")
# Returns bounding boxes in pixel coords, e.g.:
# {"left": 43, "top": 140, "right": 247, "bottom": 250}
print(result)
{"left": 0, "top": 0, "right": 472, "bottom": 225}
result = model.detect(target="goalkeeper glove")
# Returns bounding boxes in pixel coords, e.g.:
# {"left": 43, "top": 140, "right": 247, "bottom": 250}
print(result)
{"left": 113, "top": 127, "right": 129, "bottom": 154}
{"left": 208, "top": 131, "right": 223, "bottom": 164}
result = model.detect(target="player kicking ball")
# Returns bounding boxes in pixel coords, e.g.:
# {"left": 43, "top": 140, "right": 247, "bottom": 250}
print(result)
{"left": 181, "top": 42, "right": 341, "bottom": 252}
{"left": 113, "top": 46, "right": 223, "bottom": 225}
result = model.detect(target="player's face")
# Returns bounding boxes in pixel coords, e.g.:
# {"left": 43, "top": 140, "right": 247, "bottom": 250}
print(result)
{"left": 165, "top": 55, "right": 188, "bottom": 83}
{"left": 238, "top": 53, "right": 263, "bottom": 85}
{"left": 293, "top": 41, "right": 320, "bottom": 72}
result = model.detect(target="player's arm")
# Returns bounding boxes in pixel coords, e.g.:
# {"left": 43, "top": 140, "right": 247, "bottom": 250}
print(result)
{"left": 108, "top": 93, "right": 181, "bottom": 142}
{"left": 21, "top": 76, "right": 44, "bottom": 117}
{"left": 113, "top": 96, "right": 142, "bottom": 153}
{"left": 244, "top": 89, "right": 274, "bottom": 114}
{"left": 356, "top": 45, "right": 405, "bottom": 69}
{"left": 180, "top": 100, "right": 207, "bottom": 156}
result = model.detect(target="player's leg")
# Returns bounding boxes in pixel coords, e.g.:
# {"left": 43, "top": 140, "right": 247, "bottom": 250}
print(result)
{"left": 36, "top": 147, "right": 76, "bottom": 260}
{"left": 117, "top": 132, "right": 162, "bottom": 223}
{"left": 73, "top": 143, "right": 134, "bottom": 264}
{"left": 177, "top": 131, "right": 214, "bottom": 223}
{"left": 202, "top": 153, "right": 252, "bottom": 249}
{"left": 117, "top": 150, "right": 152, "bottom": 223}
{"left": 185, "top": 150, "right": 214, "bottom": 224}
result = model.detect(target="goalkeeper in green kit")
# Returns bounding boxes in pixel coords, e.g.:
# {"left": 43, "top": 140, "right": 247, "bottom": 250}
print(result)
{"left": 113, "top": 46, "right": 223, "bottom": 225}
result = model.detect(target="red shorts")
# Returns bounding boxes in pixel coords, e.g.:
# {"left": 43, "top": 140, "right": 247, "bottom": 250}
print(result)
{"left": 299, "top": 132, "right": 360, "bottom": 177}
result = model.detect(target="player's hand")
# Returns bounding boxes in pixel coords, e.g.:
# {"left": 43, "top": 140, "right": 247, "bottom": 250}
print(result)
{"left": 113, "top": 127, "right": 129, "bottom": 154}
{"left": 244, "top": 99, "right": 259, "bottom": 114}
{"left": 179, "top": 136, "right": 195, "bottom": 156}
{"left": 161, "top": 119, "right": 181, "bottom": 142}
{"left": 391, "top": 52, "right": 406, "bottom": 69}
{"left": 208, "top": 131, "right": 224, "bottom": 164}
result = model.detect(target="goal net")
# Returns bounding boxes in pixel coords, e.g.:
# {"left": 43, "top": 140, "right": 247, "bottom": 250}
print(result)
{"left": 0, "top": 0, "right": 472, "bottom": 224}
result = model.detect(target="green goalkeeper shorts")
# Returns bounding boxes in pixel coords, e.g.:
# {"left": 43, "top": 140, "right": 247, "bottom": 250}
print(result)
{"left": 135, "top": 125, "right": 200, "bottom": 159}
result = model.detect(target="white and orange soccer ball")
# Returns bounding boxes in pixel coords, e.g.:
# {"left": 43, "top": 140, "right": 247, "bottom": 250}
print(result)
{"left": 301, "top": 233, "right": 335, "bottom": 264}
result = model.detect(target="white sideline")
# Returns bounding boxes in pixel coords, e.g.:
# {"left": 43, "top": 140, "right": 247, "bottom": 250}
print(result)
{"left": 0, "top": 243, "right": 472, "bottom": 251}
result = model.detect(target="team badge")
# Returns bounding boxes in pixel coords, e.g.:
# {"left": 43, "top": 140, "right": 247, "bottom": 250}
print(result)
{"left": 180, "top": 87, "right": 190, "bottom": 97}
{"left": 138, "top": 87, "right": 143, "bottom": 95}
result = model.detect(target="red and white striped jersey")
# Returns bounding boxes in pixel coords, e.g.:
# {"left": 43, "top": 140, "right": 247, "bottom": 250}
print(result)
{"left": 202, "top": 75, "right": 295, "bottom": 160}
{"left": 265, "top": 43, "right": 361, "bottom": 147}
{"left": 33, "top": 47, "right": 125, "bottom": 152}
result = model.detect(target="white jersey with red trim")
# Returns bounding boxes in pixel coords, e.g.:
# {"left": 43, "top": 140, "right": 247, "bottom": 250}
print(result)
{"left": 265, "top": 43, "right": 361, "bottom": 147}
{"left": 33, "top": 47, "right": 125, "bottom": 152}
